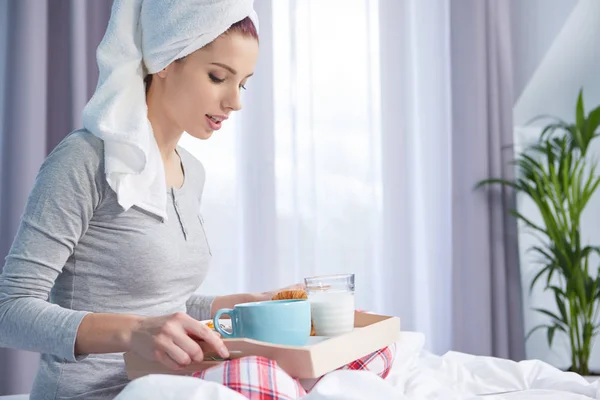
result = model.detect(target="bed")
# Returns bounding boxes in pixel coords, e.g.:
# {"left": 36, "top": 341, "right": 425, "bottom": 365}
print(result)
{"left": 113, "top": 331, "right": 599, "bottom": 399}
{"left": 3, "top": 332, "right": 598, "bottom": 399}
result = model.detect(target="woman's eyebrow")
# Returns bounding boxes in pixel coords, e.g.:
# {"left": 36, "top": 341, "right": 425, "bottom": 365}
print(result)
{"left": 210, "top": 62, "right": 254, "bottom": 78}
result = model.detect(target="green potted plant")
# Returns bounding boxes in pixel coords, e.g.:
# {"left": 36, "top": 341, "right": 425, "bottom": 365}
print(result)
{"left": 477, "top": 90, "right": 600, "bottom": 377}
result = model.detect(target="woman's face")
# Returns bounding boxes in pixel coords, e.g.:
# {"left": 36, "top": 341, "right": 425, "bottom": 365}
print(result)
{"left": 154, "top": 32, "right": 259, "bottom": 139}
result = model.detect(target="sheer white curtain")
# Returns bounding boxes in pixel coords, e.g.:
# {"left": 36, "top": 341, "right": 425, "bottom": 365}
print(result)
{"left": 181, "top": 0, "right": 454, "bottom": 355}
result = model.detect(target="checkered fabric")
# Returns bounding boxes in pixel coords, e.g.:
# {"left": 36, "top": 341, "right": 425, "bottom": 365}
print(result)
{"left": 194, "top": 343, "right": 396, "bottom": 399}
{"left": 193, "top": 356, "right": 307, "bottom": 399}
{"left": 341, "top": 342, "right": 396, "bottom": 377}
{"left": 300, "top": 342, "right": 397, "bottom": 392}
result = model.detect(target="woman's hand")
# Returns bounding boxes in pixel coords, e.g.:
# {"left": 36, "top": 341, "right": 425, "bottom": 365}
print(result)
{"left": 258, "top": 282, "right": 306, "bottom": 301}
{"left": 209, "top": 283, "right": 307, "bottom": 317}
{"left": 129, "top": 312, "right": 229, "bottom": 370}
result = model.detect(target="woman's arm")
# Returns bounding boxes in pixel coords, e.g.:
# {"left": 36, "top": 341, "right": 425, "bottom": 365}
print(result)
{"left": 74, "top": 313, "right": 143, "bottom": 355}
{"left": 0, "top": 134, "right": 101, "bottom": 361}
{"left": 210, "top": 293, "right": 265, "bottom": 316}
{"left": 185, "top": 293, "right": 261, "bottom": 320}
{"left": 186, "top": 284, "right": 305, "bottom": 320}
{"left": 75, "top": 312, "right": 228, "bottom": 369}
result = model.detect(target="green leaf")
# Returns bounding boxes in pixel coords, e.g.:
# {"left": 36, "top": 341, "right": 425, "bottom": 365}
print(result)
{"left": 584, "top": 274, "right": 596, "bottom": 302}
{"left": 586, "top": 105, "right": 600, "bottom": 141}
{"left": 546, "top": 265, "right": 558, "bottom": 288}
{"left": 526, "top": 324, "right": 549, "bottom": 341}
{"left": 474, "top": 178, "right": 520, "bottom": 191}
{"left": 530, "top": 265, "right": 553, "bottom": 293}
{"left": 553, "top": 288, "right": 569, "bottom": 324}
{"left": 528, "top": 246, "right": 555, "bottom": 264}
{"left": 574, "top": 272, "right": 588, "bottom": 310}
{"left": 509, "top": 210, "right": 547, "bottom": 235}
{"left": 584, "top": 322, "right": 594, "bottom": 343}
{"left": 534, "top": 308, "right": 565, "bottom": 326}
{"left": 554, "top": 323, "right": 568, "bottom": 333}
{"left": 549, "top": 285, "right": 567, "bottom": 297}
{"left": 548, "top": 325, "right": 557, "bottom": 347}
{"left": 576, "top": 89, "right": 585, "bottom": 137}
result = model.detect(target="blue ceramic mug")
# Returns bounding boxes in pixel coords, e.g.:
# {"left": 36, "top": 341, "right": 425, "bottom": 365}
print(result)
{"left": 213, "top": 299, "right": 311, "bottom": 346}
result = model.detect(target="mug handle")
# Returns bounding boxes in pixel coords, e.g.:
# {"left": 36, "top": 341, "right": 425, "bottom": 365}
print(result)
{"left": 213, "top": 308, "right": 235, "bottom": 338}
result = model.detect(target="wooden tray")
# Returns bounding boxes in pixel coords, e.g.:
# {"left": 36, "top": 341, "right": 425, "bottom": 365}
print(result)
{"left": 124, "top": 311, "right": 400, "bottom": 380}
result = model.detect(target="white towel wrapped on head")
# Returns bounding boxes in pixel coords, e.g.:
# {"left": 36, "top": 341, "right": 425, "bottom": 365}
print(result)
{"left": 82, "top": 0, "right": 259, "bottom": 221}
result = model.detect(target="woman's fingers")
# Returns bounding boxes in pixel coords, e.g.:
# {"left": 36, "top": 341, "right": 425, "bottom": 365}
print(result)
{"left": 157, "top": 346, "right": 188, "bottom": 370}
{"left": 179, "top": 314, "right": 229, "bottom": 359}
{"left": 172, "top": 331, "right": 205, "bottom": 363}
{"left": 131, "top": 312, "right": 230, "bottom": 371}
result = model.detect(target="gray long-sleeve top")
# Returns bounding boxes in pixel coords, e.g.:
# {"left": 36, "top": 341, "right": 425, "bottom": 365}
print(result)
{"left": 0, "top": 130, "right": 215, "bottom": 399}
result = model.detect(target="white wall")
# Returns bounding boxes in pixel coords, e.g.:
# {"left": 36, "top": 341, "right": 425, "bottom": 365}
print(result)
{"left": 514, "top": 0, "right": 600, "bottom": 124}
{"left": 513, "top": 0, "right": 600, "bottom": 373}
{"left": 511, "top": 0, "right": 578, "bottom": 103}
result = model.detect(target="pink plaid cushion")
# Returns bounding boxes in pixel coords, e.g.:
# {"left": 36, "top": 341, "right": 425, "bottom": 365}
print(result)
{"left": 193, "top": 356, "right": 307, "bottom": 399}
{"left": 300, "top": 343, "right": 397, "bottom": 391}
{"left": 340, "top": 342, "right": 396, "bottom": 378}
{"left": 194, "top": 344, "right": 396, "bottom": 399}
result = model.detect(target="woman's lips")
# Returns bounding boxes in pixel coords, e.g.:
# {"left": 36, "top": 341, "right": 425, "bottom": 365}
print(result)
{"left": 206, "top": 115, "right": 222, "bottom": 131}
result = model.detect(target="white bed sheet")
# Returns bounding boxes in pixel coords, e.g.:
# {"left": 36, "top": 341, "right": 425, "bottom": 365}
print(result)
{"left": 384, "top": 332, "right": 599, "bottom": 399}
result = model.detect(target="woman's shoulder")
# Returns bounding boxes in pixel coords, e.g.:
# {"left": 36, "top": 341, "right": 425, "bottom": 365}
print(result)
{"left": 39, "top": 129, "right": 106, "bottom": 189}
{"left": 45, "top": 129, "right": 104, "bottom": 172}
{"left": 51, "top": 129, "right": 104, "bottom": 161}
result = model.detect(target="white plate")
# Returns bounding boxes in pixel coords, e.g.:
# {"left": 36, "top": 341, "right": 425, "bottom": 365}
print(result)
{"left": 201, "top": 318, "right": 232, "bottom": 333}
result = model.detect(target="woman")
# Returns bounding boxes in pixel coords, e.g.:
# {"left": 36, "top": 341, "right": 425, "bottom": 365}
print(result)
{"left": 0, "top": 1, "right": 296, "bottom": 399}
{"left": 0, "top": 1, "right": 395, "bottom": 399}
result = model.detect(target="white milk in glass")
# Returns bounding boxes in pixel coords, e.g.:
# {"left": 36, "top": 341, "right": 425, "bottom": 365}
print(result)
{"left": 308, "top": 291, "right": 355, "bottom": 337}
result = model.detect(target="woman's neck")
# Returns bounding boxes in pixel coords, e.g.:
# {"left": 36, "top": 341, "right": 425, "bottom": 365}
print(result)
{"left": 146, "top": 88, "right": 182, "bottom": 163}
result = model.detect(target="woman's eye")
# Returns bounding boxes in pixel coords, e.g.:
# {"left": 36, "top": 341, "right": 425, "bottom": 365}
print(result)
{"left": 209, "top": 73, "right": 225, "bottom": 83}
{"left": 239, "top": 84, "right": 247, "bottom": 90}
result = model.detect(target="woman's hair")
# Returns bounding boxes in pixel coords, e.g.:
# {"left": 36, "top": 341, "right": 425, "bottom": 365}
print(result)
{"left": 225, "top": 16, "right": 259, "bottom": 41}
{"left": 144, "top": 17, "right": 258, "bottom": 93}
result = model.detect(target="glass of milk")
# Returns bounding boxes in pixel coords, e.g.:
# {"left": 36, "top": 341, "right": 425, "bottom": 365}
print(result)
{"left": 304, "top": 273, "right": 355, "bottom": 337}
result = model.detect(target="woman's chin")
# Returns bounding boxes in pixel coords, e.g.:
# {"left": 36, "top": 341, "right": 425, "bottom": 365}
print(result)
{"left": 187, "top": 129, "right": 213, "bottom": 140}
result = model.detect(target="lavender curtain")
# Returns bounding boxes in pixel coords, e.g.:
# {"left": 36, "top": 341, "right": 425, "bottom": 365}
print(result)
{"left": 377, "top": 0, "right": 524, "bottom": 360}
{"left": 0, "top": 0, "right": 112, "bottom": 395}
{"left": 450, "top": 0, "right": 526, "bottom": 360}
